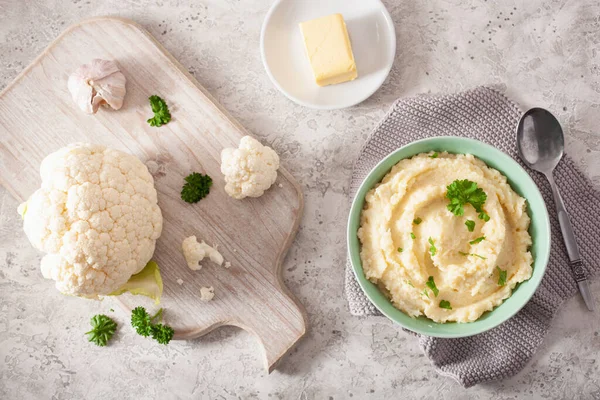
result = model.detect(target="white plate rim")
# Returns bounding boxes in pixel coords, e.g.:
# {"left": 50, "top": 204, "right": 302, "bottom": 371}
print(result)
{"left": 259, "top": 0, "right": 397, "bottom": 110}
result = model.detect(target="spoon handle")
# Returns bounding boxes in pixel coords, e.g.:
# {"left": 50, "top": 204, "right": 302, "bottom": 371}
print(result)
{"left": 546, "top": 172, "right": 595, "bottom": 311}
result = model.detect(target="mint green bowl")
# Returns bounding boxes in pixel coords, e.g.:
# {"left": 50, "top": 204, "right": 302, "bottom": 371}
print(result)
{"left": 347, "top": 137, "right": 550, "bottom": 338}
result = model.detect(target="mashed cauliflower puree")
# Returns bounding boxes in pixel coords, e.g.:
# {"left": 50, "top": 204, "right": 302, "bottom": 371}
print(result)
{"left": 358, "top": 152, "right": 533, "bottom": 323}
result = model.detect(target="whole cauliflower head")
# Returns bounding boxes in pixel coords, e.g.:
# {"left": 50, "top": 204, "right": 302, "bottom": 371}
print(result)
{"left": 220, "top": 136, "right": 280, "bottom": 199}
{"left": 20, "top": 143, "right": 163, "bottom": 297}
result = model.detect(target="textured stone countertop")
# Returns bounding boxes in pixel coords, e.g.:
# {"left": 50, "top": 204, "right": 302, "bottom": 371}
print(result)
{"left": 1, "top": 0, "right": 600, "bottom": 399}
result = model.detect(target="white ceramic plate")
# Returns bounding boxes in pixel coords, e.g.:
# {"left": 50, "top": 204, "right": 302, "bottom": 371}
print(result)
{"left": 260, "top": 0, "right": 396, "bottom": 110}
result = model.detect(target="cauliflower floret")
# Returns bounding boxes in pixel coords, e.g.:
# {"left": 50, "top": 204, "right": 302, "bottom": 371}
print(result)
{"left": 182, "top": 236, "right": 224, "bottom": 270}
{"left": 19, "top": 143, "right": 163, "bottom": 297}
{"left": 220, "top": 136, "right": 280, "bottom": 199}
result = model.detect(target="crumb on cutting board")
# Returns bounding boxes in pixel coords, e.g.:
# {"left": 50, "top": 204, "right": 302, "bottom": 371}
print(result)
{"left": 200, "top": 286, "right": 215, "bottom": 302}
{"left": 176, "top": 278, "right": 184, "bottom": 285}
{"left": 224, "top": 261, "right": 231, "bottom": 269}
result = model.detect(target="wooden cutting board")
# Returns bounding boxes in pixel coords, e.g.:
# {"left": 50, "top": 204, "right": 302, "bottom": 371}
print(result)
{"left": 0, "top": 16, "right": 306, "bottom": 372}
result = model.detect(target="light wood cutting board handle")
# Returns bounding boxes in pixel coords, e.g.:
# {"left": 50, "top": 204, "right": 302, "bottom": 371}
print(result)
{"left": 233, "top": 282, "right": 307, "bottom": 373}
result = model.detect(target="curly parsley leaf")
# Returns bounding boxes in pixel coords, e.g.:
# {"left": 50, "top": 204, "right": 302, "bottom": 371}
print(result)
{"left": 131, "top": 306, "right": 153, "bottom": 337}
{"left": 413, "top": 217, "right": 423, "bottom": 225}
{"left": 422, "top": 288, "right": 430, "bottom": 298}
{"left": 478, "top": 211, "right": 490, "bottom": 222}
{"left": 397, "top": 247, "right": 403, "bottom": 253}
{"left": 439, "top": 300, "right": 452, "bottom": 310}
{"left": 151, "top": 324, "right": 174, "bottom": 345}
{"left": 465, "top": 220, "right": 475, "bottom": 232}
{"left": 429, "top": 152, "right": 439, "bottom": 159}
{"left": 181, "top": 172, "right": 212, "bottom": 203}
{"left": 497, "top": 266, "right": 507, "bottom": 286}
{"left": 426, "top": 276, "right": 439, "bottom": 297}
{"left": 446, "top": 179, "right": 487, "bottom": 216}
{"left": 428, "top": 237, "right": 437, "bottom": 257}
{"left": 147, "top": 95, "right": 171, "bottom": 127}
{"left": 405, "top": 280, "right": 414, "bottom": 288}
{"left": 410, "top": 232, "right": 416, "bottom": 240}
{"left": 469, "top": 236, "right": 486, "bottom": 245}
{"left": 85, "top": 314, "right": 117, "bottom": 346}
{"left": 131, "top": 307, "right": 174, "bottom": 345}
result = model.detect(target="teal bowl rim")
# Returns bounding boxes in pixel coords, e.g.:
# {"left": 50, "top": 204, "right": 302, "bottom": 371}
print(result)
{"left": 347, "top": 136, "right": 551, "bottom": 338}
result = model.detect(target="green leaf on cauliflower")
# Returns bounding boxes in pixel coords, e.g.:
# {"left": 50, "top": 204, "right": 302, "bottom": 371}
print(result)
{"left": 17, "top": 201, "right": 28, "bottom": 219}
{"left": 109, "top": 261, "right": 163, "bottom": 304}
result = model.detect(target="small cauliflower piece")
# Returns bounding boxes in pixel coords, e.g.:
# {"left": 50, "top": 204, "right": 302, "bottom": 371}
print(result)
{"left": 19, "top": 143, "right": 163, "bottom": 298}
{"left": 220, "top": 136, "right": 280, "bottom": 199}
{"left": 200, "top": 286, "right": 215, "bottom": 302}
{"left": 182, "top": 236, "right": 224, "bottom": 270}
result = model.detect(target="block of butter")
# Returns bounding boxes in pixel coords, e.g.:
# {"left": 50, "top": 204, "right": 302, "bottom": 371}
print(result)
{"left": 299, "top": 13, "right": 358, "bottom": 87}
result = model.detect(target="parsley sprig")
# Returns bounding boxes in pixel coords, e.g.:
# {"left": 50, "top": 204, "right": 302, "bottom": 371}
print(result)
{"left": 181, "top": 172, "right": 212, "bottom": 203}
{"left": 131, "top": 307, "right": 174, "bottom": 345}
{"left": 85, "top": 315, "right": 117, "bottom": 347}
{"left": 446, "top": 179, "right": 489, "bottom": 220}
{"left": 147, "top": 95, "right": 171, "bottom": 127}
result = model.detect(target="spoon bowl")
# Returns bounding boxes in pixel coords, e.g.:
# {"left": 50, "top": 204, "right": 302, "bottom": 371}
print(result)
{"left": 516, "top": 107, "right": 564, "bottom": 174}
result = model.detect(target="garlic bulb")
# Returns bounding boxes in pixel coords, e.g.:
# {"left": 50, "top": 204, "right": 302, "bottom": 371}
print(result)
{"left": 68, "top": 59, "right": 126, "bottom": 114}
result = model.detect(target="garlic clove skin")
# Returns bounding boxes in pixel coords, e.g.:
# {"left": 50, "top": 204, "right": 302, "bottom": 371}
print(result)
{"left": 68, "top": 73, "right": 94, "bottom": 114}
{"left": 68, "top": 59, "right": 127, "bottom": 114}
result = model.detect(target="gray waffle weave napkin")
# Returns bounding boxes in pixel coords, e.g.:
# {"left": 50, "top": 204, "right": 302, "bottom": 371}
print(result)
{"left": 344, "top": 86, "right": 600, "bottom": 387}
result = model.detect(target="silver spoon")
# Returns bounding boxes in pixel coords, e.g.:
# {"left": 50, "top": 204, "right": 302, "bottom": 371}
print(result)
{"left": 516, "top": 107, "right": 594, "bottom": 311}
